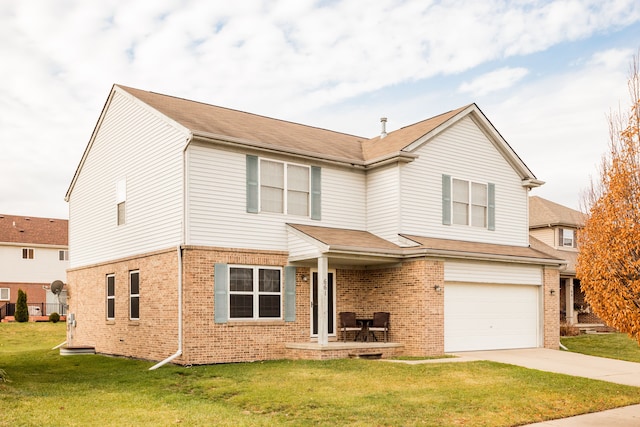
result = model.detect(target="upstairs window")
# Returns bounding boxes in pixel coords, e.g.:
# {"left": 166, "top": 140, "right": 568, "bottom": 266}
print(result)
{"left": 59, "top": 250, "right": 69, "bottom": 261}
{"left": 22, "top": 248, "right": 34, "bottom": 259}
{"left": 559, "top": 228, "right": 576, "bottom": 248}
{"left": 259, "top": 160, "right": 310, "bottom": 216}
{"left": 116, "top": 179, "right": 126, "bottom": 226}
{"left": 0, "top": 288, "right": 9, "bottom": 301}
{"left": 246, "top": 155, "right": 321, "bottom": 220}
{"left": 443, "top": 175, "right": 495, "bottom": 230}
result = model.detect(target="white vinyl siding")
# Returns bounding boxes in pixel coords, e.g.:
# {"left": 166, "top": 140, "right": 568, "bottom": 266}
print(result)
{"left": 366, "top": 164, "right": 401, "bottom": 243}
{"left": 68, "top": 89, "right": 186, "bottom": 268}
{"left": 0, "top": 245, "right": 68, "bottom": 283}
{"left": 445, "top": 260, "right": 542, "bottom": 285}
{"left": 529, "top": 228, "right": 555, "bottom": 248}
{"left": 400, "top": 116, "right": 529, "bottom": 246}
{"left": 186, "top": 143, "right": 366, "bottom": 249}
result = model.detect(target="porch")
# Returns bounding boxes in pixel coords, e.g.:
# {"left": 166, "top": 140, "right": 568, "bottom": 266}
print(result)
{"left": 285, "top": 341, "right": 404, "bottom": 360}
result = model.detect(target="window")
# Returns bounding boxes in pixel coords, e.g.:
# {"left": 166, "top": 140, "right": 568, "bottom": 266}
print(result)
{"left": 259, "top": 160, "right": 310, "bottom": 216}
{"left": 116, "top": 179, "right": 126, "bottom": 226}
{"left": 559, "top": 228, "right": 576, "bottom": 248}
{"left": 106, "top": 275, "right": 115, "bottom": 320}
{"left": 452, "top": 179, "right": 487, "bottom": 227}
{"left": 129, "top": 270, "right": 140, "bottom": 320}
{"left": 0, "top": 288, "right": 9, "bottom": 301}
{"left": 59, "top": 250, "right": 69, "bottom": 261}
{"left": 246, "top": 155, "right": 321, "bottom": 219}
{"left": 229, "top": 266, "right": 281, "bottom": 320}
{"left": 22, "top": 248, "right": 34, "bottom": 259}
{"left": 443, "top": 175, "right": 495, "bottom": 230}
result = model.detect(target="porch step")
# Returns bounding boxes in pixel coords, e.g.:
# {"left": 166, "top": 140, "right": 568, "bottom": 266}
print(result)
{"left": 349, "top": 352, "right": 382, "bottom": 360}
{"left": 60, "top": 346, "right": 96, "bottom": 356}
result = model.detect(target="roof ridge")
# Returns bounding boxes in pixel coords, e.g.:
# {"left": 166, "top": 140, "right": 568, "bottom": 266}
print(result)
{"left": 116, "top": 84, "right": 368, "bottom": 140}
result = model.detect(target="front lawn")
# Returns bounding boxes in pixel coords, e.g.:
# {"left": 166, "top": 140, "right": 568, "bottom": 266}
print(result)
{"left": 2, "top": 323, "right": 640, "bottom": 426}
{"left": 561, "top": 332, "right": 640, "bottom": 363}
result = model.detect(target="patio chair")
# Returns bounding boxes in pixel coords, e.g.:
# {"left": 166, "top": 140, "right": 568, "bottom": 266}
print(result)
{"left": 368, "top": 312, "right": 390, "bottom": 342}
{"left": 339, "top": 311, "right": 361, "bottom": 342}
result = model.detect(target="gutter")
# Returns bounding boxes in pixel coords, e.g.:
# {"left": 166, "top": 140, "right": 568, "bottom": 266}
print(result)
{"left": 149, "top": 245, "right": 183, "bottom": 370}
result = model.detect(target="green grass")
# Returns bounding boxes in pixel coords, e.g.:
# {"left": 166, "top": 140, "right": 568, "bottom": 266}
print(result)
{"left": 2, "top": 323, "right": 640, "bottom": 426}
{"left": 561, "top": 332, "right": 640, "bottom": 363}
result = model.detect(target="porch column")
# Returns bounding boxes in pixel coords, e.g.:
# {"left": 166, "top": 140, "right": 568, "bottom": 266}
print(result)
{"left": 565, "top": 278, "right": 575, "bottom": 325}
{"left": 317, "top": 255, "right": 329, "bottom": 346}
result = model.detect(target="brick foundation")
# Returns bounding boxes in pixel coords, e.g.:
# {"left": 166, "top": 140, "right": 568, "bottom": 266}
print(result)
{"left": 67, "top": 246, "right": 557, "bottom": 365}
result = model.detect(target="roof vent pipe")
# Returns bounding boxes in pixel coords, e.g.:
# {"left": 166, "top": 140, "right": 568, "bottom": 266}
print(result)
{"left": 380, "top": 117, "right": 387, "bottom": 139}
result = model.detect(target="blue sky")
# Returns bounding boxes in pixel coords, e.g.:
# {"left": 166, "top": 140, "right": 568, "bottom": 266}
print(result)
{"left": 1, "top": 0, "right": 639, "bottom": 218}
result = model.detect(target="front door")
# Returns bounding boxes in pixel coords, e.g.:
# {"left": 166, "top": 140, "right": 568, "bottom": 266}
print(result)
{"left": 311, "top": 271, "right": 335, "bottom": 337}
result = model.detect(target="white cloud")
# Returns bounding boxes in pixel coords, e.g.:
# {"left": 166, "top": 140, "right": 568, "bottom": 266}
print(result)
{"left": 0, "top": 0, "right": 639, "bottom": 217}
{"left": 459, "top": 67, "right": 530, "bottom": 96}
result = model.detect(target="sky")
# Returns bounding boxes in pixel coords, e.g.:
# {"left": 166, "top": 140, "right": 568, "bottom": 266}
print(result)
{"left": 1, "top": 0, "right": 640, "bottom": 219}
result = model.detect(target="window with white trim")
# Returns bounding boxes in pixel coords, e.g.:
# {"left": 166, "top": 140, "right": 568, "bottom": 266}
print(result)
{"left": 116, "top": 179, "right": 126, "bottom": 226}
{"left": 59, "top": 250, "right": 69, "bottom": 261}
{"left": 229, "top": 266, "right": 281, "bottom": 319}
{"left": 129, "top": 270, "right": 140, "bottom": 320}
{"left": 559, "top": 228, "right": 576, "bottom": 248}
{"left": 106, "top": 274, "right": 115, "bottom": 320}
{"left": 452, "top": 179, "right": 487, "bottom": 227}
{"left": 0, "top": 288, "right": 9, "bottom": 301}
{"left": 22, "top": 248, "right": 34, "bottom": 259}
{"left": 260, "top": 159, "right": 310, "bottom": 216}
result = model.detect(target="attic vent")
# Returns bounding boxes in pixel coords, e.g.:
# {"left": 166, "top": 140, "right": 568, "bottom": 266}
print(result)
{"left": 380, "top": 117, "right": 387, "bottom": 139}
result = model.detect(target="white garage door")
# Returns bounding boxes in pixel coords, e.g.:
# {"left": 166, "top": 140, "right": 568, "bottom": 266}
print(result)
{"left": 444, "top": 283, "right": 540, "bottom": 352}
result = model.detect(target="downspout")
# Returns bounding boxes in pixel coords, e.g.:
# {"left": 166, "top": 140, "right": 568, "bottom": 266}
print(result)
{"left": 149, "top": 245, "right": 183, "bottom": 370}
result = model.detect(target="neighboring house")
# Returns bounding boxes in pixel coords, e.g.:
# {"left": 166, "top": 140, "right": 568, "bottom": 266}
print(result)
{"left": 529, "top": 196, "right": 609, "bottom": 329}
{"left": 64, "top": 84, "right": 564, "bottom": 365}
{"left": 0, "top": 214, "right": 68, "bottom": 320}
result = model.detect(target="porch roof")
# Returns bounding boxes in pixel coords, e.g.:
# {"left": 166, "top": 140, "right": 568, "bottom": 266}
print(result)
{"left": 401, "top": 234, "right": 567, "bottom": 266}
{"left": 286, "top": 223, "right": 566, "bottom": 267}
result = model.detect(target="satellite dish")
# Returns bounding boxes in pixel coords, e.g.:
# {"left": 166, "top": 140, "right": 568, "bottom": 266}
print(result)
{"left": 50, "top": 280, "right": 64, "bottom": 295}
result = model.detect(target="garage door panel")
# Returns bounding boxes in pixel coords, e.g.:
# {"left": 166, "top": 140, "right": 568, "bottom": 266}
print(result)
{"left": 445, "top": 283, "right": 539, "bottom": 352}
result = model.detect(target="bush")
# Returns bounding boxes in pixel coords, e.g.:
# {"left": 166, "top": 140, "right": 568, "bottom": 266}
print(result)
{"left": 14, "top": 289, "right": 29, "bottom": 323}
{"left": 49, "top": 312, "right": 60, "bottom": 323}
{"left": 560, "top": 322, "right": 580, "bottom": 336}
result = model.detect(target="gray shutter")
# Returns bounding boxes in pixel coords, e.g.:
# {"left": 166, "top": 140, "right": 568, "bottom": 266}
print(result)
{"left": 442, "top": 175, "right": 452, "bottom": 225}
{"left": 214, "top": 263, "right": 228, "bottom": 323}
{"left": 284, "top": 266, "right": 296, "bottom": 322}
{"left": 487, "top": 183, "right": 495, "bottom": 231}
{"left": 558, "top": 229, "right": 563, "bottom": 247}
{"left": 310, "top": 166, "right": 321, "bottom": 220}
{"left": 246, "top": 155, "right": 259, "bottom": 213}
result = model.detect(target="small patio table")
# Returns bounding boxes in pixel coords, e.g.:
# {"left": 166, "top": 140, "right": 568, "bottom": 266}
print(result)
{"left": 356, "top": 318, "right": 373, "bottom": 341}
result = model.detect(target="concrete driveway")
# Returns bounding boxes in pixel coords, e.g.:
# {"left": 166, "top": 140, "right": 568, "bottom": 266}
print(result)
{"left": 454, "top": 348, "right": 640, "bottom": 426}
{"left": 456, "top": 347, "right": 640, "bottom": 387}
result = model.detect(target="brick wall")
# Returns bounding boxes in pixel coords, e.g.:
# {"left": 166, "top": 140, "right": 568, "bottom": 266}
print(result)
{"left": 336, "top": 259, "right": 445, "bottom": 356}
{"left": 68, "top": 245, "right": 554, "bottom": 364}
{"left": 0, "top": 282, "right": 47, "bottom": 305}
{"left": 543, "top": 266, "right": 560, "bottom": 349}
{"left": 66, "top": 248, "right": 180, "bottom": 361}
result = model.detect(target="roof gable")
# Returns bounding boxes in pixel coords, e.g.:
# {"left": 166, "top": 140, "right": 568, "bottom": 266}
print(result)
{"left": 0, "top": 214, "right": 68, "bottom": 246}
